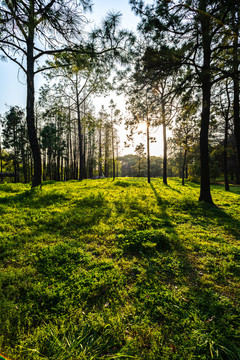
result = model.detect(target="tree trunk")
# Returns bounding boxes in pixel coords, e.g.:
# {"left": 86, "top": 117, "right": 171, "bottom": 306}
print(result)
{"left": 147, "top": 117, "right": 150, "bottom": 184}
{"left": 198, "top": 0, "right": 213, "bottom": 204}
{"left": 116, "top": 142, "right": 119, "bottom": 177}
{"left": 43, "top": 151, "right": 46, "bottom": 181}
{"left": 73, "top": 122, "right": 77, "bottom": 179}
{"left": 223, "top": 115, "right": 230, "bottom": 191}
{"left": 232, "top": 10, "right": 240, "bottom": 183}
{"left": 26, "top": 33, "right": 42, "bottom": 187}
{"left": 83, "top": 102, "right": 87, "bottom": 179}
{"left": 48, "top": 153, "right": 52, "bottom": 180}
{"left": 162, "top": 102, "right": 167, "bottom": 185}
{"left": 104, "top": 126, "right": 109, "bottom": 178}
{"left": 76, "top": 83, "right": 84, "bottom": 181}
{"left": 182, "top": 149, "right": 187, "bottom": 186}
{"left": 98, "top": 126, "right": 103, "bottom": 177}
{"left": 111, "top": 122, "right": 115, "bottom": 181}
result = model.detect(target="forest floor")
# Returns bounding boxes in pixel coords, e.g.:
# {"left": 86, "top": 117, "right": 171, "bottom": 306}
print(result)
{"left": 0, "top": 178, "right": 240, "bottom": 360}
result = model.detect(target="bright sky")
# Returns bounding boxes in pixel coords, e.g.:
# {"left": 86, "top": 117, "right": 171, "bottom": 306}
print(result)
{"left": 0, "top": 0, "right": 165, "bottom": 157}
{"left": 0, "top": 0, "right": 138, "bottom": 112}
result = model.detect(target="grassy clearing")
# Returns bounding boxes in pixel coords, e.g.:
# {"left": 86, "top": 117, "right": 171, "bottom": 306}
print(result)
{"left": 0, "top": 178, "right": 240, "bottom": 359}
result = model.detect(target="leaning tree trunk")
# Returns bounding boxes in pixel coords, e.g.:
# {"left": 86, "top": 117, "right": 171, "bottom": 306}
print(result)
{"left": 199, "top": 0, "right": 213, "bottom": 204}
{"left": 26, "top": 35, "right": 42, "bottom": 187}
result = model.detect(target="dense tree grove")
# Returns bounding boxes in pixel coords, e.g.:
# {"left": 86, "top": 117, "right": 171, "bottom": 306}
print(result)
{"left": 0, "top": 0, "right": 239, "bottom": 203}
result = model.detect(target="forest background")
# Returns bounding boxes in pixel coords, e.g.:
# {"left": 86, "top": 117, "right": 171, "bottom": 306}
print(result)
{"left": 0, "top": 0, "right": 239, "bottom": 201}
{"left": 1, "top": 1, "right": 240, "bottom": 359}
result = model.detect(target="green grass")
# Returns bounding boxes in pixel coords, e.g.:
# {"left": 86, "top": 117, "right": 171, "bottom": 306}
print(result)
{"left": 0, "top": 178, "right": 240, "bottom": 359}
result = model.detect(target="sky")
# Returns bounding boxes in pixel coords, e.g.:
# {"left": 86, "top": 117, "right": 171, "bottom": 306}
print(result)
{"left": 0, "top": 0, "right": 165, "bottom": 157}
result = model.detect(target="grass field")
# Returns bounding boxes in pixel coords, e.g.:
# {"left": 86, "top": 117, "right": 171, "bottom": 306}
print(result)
{"left": 0, "top": 178, "right": 240, "bottom": 359}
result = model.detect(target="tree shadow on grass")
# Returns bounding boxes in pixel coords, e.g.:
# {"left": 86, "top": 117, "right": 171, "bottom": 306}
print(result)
{"left": 0, "top": 191, "right": 111, "bottom": 261}
{"left": 0, "top": 188, "right": 70, "bottom": 208}
{"left": 173, "top": 197, "right": 240, "bottom": 241}
{"left": 150, "top": 183, "right": 169, "bottom": 208}
{"left": 28, "top": 192, "right": 111, "bottom": 239}
{"left": 148, "top": 183, "right": 240, "bottom": 357}
{"left": 151, "top": 179, "right": 240, "bottom": 241}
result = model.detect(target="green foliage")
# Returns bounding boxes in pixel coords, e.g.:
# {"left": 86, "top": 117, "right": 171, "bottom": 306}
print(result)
{"left": 0, "top": 178, "right": 240, "bottom": 359}
{"left": 117, "top": 229, "right": 172, "bottom": 255}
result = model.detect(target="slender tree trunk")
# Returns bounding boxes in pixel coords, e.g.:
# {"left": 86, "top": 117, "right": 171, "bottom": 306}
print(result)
{"left": 73, "top": 122, "right": 77, "bottom": 179}
{"left": 68, "top": 103, "right": 72, "bottom": 180}
{"left": 70, "top": 124, "right": 74, "bottom": 179}
{"left": 104, "top": 126, "right": 109, "bottom": 178}
{"left": 98, "top": 126, "right": 103, "bottom": 177}
{"left": 17, "top": 158, "right": 20, "bottom": 182}
{"left": 61, "top": 154, "right": 63, "bottom": 181}
{"left": 42, "top": 151, "right": 46, "bottom": 181}
{"left": 224, "top": 115, "right": 230, "bottom": 191}
{"left": 76, "top": 83, "right": 84, "bottom": 181}
{"left": 116, "top": 142, "right": 119, "bottom": 177}
{"left": 111, "top": 122, "right": 115, "bottom": 181}
{"left": 83, "top": 102, "right": 87, "bottom": 179}
{"left": 232, "top": 8, "right": 240, "bottom": 183}
{"left": 30, "top": 156, "right": 33, "bottom": 180}
{"left": 88, "top": 133, "right": 94, "bottom": 178}
{"left": 162, "top": 102, "right": 167, "bottom": 185}
{"left": 26, "top": 152, "right": 29, "bottom": 182}
{"left": 147, "top": 117, "right": 150, "bottom": 184}
{"left": 20, "top": 127, "right": 27, "bottom": 183}
{"left": 57, "top": 152, "right": 60, "bottom": 181}
{"left": 14, "top": 127, "right": 17, "bottom": 183}
{"left": 223, "top": 83, "right": 231, "bottom": 191}
{"left": 66, "top": 133, "right": 69, "bottom": 181}
{"left": 199, "top": 1, "right": 213, "bottom": 203}
{"left": 26, "top": 29, "right": 42, "bottom": 187}
{"left": 182, "top": 149, "right": 187, "bottom": 186}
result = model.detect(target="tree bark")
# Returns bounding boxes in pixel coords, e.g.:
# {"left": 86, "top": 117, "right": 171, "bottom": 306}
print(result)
{"left": 104, "top": 126, "right": 109, "bottom": 178}
{"left": 232, "top": 7, "right": 240, "bottom": 183}
{"left": 198, "top": 0, "right": 213, "bottom": 204}
{"left": 111, "top": 121, "right": 115, "bottom": 181}
{"left": 223, "top": 115, "right": 230, "bottom": 191}
{"left": 147, "top": 116, "right": 150, "bottom": 184}
{"left": 26, "top": 30, "right": 42, "bottom": 187}
{"left": 162, "top": 102, "right": 167, "bottom": 185}
{"left": 76, "top": 82, "right": 84, "bottom": 181}
{"left": 98, "top": 126, "right": 103, "bottom": 177}
{"left": 182, "top": 149, "right": 187, "bottom": 186}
